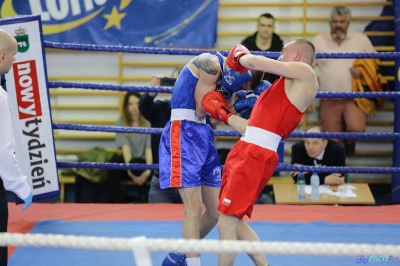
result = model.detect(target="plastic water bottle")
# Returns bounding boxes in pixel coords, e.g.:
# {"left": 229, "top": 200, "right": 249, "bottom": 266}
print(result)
{"left": 310, "top": 172, "right": 320, "bottom": 201}
{"left": 297, "top": 172, "right": 306, "bottom": 200}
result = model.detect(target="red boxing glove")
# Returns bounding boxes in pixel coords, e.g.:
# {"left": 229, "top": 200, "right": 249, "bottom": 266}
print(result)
{"left": 226, "top": 44, "right": 250, "bottom": 73}
{"left": 201, "top": 91, "right": 233, "bottom": 125}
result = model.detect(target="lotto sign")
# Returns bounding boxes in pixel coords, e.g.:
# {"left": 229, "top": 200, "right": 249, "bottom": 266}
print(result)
{"left": 0, "top": 15, "right": 59, "bottom": 202}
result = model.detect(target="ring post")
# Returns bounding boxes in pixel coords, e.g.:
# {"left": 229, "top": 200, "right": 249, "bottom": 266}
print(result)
{"left": 392, "top": 0, "right": 400, "bottom": 203}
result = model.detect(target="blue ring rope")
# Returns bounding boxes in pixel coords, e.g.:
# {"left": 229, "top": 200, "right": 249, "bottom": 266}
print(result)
{"left": 57, "top": 161, "right": 400, "bottom": 174}
{"left": 44, "top": 42, "right": 400, "bottom": 59}
{"left": 48, "top": 81, "right": 400, "bottom": 99}
{"left": 53, "top": 123, "right": 400, "bottom": 140}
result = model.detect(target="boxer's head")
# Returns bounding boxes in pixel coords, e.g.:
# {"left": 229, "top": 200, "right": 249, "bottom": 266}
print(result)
{"left": 278, "top": 39, "right": 315, "bottom": 66}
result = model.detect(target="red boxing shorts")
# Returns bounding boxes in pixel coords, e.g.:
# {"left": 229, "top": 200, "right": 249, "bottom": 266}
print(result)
{"left": 217, "top": 140, "right": 279, "bottom": 219}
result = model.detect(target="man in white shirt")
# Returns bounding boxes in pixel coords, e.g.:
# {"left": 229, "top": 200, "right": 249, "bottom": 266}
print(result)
{"left": 0, "top": 29, "right": 33, "bottom": 266}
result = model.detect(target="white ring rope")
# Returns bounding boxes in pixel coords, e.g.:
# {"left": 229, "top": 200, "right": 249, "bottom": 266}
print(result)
{"left": 0, "top": 233, "right": 399, "bottom": 256}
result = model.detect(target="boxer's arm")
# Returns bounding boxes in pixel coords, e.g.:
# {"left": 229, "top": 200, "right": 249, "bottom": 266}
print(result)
{"left": 238, "top": 54, "right": 313, "bottom": 81}
{"left": 202, "top": 91, "right": 248, "bottom": 133}
{"left": 192, "top": 54, "right": 221, "bottom": 117}
{"left": 226, "top": 115, "right": 248, "bottom": 135}
{"left": 226, "top": 44, "right": 251, "bottom": 73}
{"left": 201, "top": 91, "right": 233, "bottom": 124}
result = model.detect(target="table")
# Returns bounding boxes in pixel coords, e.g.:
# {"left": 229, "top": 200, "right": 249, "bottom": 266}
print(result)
{"left": 272, "top": 183, "right": 375, "bottom": 205}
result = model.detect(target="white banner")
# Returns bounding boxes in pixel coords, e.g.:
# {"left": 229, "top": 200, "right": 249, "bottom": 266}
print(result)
{"left": 0, "top": 15, "right": 59, "bottom": 201}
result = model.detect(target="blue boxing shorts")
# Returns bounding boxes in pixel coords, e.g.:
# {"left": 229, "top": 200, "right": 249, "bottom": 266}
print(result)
{"left": 159, "top": 112, "right": 221, "bottom": 189}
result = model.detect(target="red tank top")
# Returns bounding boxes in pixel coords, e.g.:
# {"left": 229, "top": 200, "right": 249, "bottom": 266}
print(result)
{"left": 248, "top": 77, "right": 304, "bottom": 139}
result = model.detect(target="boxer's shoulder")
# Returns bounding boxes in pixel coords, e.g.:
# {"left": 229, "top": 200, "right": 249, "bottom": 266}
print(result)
{"left": 190, "top": 53, "right": 221, "bottom": 76}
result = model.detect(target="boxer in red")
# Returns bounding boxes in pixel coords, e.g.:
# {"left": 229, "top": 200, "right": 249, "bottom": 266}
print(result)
{"left": 202, "top": 40, "right": 319, "bottom": 266}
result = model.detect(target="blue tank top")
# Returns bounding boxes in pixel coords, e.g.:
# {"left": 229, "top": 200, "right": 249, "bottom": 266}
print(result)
{"left": 171, "top": 52, "right": 225, "bottom": 110}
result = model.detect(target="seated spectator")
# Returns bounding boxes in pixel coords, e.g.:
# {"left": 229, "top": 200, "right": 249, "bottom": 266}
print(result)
{"left": 291, "top": 126, "right": 346, "bottom": 185}
{"left": 138, "top": 67, "right": 182, "bottom": 204}
{"left": 241, "top": 13, "right": 283, "bottom": 84}
{"left": 108, "top": 92, "right": 152, "bottom": 203}
{"left": 74, "top": 147, "right": 113, "bottom": 203}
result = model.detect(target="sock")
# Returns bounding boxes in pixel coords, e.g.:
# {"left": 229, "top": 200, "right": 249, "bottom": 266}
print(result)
{"left": 186, "top": 257, "right": 201, "bottom": 266}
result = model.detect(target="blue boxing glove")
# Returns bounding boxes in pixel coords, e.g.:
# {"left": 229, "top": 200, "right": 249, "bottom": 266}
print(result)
{"left": 217, "top": 67, "right": 252, "bottom": 100}
{"left": 234, "top": 91, "right": 258, "bottom": 114}
{"left": 235, "top": 90, "right": 247, "bottom": 98}
{"left": 220, "top": 75, "right": 269, "bottom": 100}
{"left": 253, "top": 80, "right": 271, "bottom": 96}
{"left": 22, "top": 192, "right": 33, "bottom": 211}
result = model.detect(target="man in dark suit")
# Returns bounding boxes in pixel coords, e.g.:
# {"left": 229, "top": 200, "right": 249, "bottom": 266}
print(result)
{"left": 291, "top": 126, "right": 346, "bottom": 185}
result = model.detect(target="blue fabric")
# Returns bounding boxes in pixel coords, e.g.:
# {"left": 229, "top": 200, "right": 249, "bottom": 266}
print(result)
{"left": 9, "top": 221, "right": 400, "bottom": 266}
{"left": 0, "top": 0, "right": 218, "bottom": 47}
{"left": 364, "top": 2, "right": 396, "bottom": 94}
{"left": 170, "top": 65, "right": 198, "bottom": 110}
{"left": 364, "top": 4, "right": 395, "bottom": 47}
{"left": 159, "top": 121, "right": 221, "bottom": 189}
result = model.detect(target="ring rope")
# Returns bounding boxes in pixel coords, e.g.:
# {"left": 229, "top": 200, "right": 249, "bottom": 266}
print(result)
{"left": 48, "top": 81, "right": 400, "bottom": 99}
{"left": 49, "top": 82, "right": 173, "bottom": 94}
{"left": 53, "top": 123, "right": 400, "bottom": 140}
{"left": 43, "top": 42, "right": 400, "bottom": 59}
{"left": 56, "top": 161, "right": 400, "bottom": 175}
{"left": 0, "top": 233, "right": 399, "bottom": 256}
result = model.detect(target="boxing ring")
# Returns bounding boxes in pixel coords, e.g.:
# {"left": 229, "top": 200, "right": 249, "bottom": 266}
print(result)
{"left": 2, "top": 42, "right": 400, "bottom": 265}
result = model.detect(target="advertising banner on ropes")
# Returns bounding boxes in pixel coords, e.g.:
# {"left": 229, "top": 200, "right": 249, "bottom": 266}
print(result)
{"left": 0, "top": 0, "right": 218, "bottom": 47}
{"left": 393, "top": 0, "right": 400, "bottom": 203}
{"left": 0, "top": 15, "right": 59, "bottom": 202}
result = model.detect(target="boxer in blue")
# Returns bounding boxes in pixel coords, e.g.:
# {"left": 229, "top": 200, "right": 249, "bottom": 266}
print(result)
{"left": 159, "top": 49, "right": 269, "bottom": 266}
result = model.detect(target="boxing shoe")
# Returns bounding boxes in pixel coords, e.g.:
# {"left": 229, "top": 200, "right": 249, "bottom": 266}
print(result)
{"left": 161, "top": 252, "right": 187, "bottom": 266}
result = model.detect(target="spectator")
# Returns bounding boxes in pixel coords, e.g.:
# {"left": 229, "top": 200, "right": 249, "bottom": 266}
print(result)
{"left": 241, "top": 13, "right": 284, "bottom": 84}
{"left": 108, "top": 92, "right": 152, "bottom": 203}
{"left": 0, "top": 29, "right": 33, "bottom": 266}
{"left": 291, "top": 126, "right": 346, "bottom": 185}
{"left": 138, "top": 67, "right": 182, "bottom": 204}
{"left": 73, "top": 147, "right": 113, "bottom": 203}
{"left": 312, "top": 6, "right": 376, "bottom": 156}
